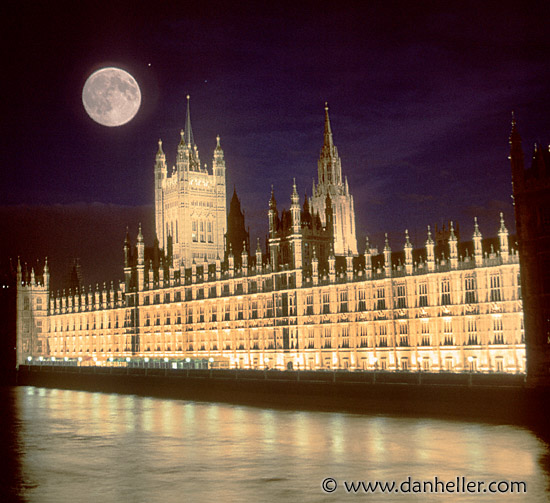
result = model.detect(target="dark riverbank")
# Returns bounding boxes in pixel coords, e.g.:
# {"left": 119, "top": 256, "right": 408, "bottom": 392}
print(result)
{"left": 16, "top": 365, "right": 550, "bottom": 429}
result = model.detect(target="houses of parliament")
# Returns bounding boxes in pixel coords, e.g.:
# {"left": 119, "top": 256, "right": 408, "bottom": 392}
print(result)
{"left": 16, "top": 101, "right": 527, "bottom": 374}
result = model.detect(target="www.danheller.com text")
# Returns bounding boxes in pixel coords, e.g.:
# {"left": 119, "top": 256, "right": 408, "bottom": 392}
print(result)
{"left": 321, "top": 476, "right": 527, "bottom": 494}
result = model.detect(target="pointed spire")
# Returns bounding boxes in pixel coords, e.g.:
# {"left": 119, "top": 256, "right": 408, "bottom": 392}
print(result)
{"left": 404, "top": 229, "right": 412, "bottom": 248}
{"left": 137, "top": 223, "right": 143, "bottom": 243}
{"left": 426, "top": 225, "right": 434, "bottom": 244}
{"left": 449, "top": 221, "right": 457, "bottom": 241}
{"left": 256, "top": 237, "right": 261, "bottom": 253}
{"left": 384, "top": 233, "right": 391, "bottom": 251}
{"left": 498, "top": 212, "right": 507, "bottom": 233}
{"left": 216, "top": 135, "right": 221, "bottom": 149}
{"left": 291, "top": 178, "right": 299, "bottom": 204}
{"left": 364, "top": 236, "right": 370, "bottom": 254}
{"left": 269, "top": 185, "right": 277, "bottom": 209}
{"left": 473, "top": 217, "right": 481, "bottom": 237}
{"left": 323, "top": 102, "right": 333, "bottom": 148}
{"left": 184, "top": 95, "right": 194, "bottom": 147}
{"left": 156, "top": 139, "right": 164, "bottom": 158}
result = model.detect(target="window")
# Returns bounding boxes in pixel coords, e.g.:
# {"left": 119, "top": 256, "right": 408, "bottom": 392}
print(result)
{"left": 323, "top": 327, "right": 331, "bottom": 348}
{"left": 341, "top": 326, "right": 350, "bottom": 348}
{"left": 396, "top": 284, "right": 406, "bottom": 309}
{"left": 306, "top": 294, "right": 314, "bottom": 315}
{"left": 339, "top": 290, "right": 348, "bottom": 313}
{"left": 237, "top": 302, "right": 244, "bottom": 320}
{"left": 224, "top": 303, "right": 231, "bottom": 321}
{"left": 359, "top": 325, "right": 368, "bottom": 347}
{"left": 440, "top": 278, "right": 450, "bottom": 305}
{"left": 192, "top": 220, "right": 198, "bottom": 242}
{"left": 493, "top": 316, "right": 504, "bottom": 344}
{"left": 418, "top": 282, "right": 428, "bottom": 307}
{"left": 322, "top": 292, "right": 330, "bottom": 314}
{"left": 467, "top": 318, "right": 477, "bottom": 345}
{"left": 251, "top": 301, "right": 258, "bottom": 319}
{"left": 199, "top": 221, "right": 205, "bottom": 242}
{"left": 207, "top": 221, "right": 213, "bottom": 243}
{"left": 465, "top": 276, "right": 477, "bottom": 303}
{"left": 358, "top": 289, "right": 366, "bottom": 311}
{"left": 307, "top": 328, "right": 315, "bottom": 349}
{"left": 490, "top": 274, "right": 501, "bottom": 302}
{"left": 421, "top": 321, "right": 430, "bottom": 346}
{"left": 399, "top": 322, "right": 409, "bottom": 346}
{"left": 376, "top": 287, "right": 386, "bottom": 310}
{"left": 443, "top": 319, "right": 453, "bottom": 345}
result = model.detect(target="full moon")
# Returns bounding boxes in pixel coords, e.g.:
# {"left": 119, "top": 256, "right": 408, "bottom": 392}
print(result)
{"left": 82, "top": 67, "right": 141, "bottom": 127}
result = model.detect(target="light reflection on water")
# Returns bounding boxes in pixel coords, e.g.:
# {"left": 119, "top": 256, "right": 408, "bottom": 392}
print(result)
{"left": 8, "top": 386, "right": 550, "bottom": 502}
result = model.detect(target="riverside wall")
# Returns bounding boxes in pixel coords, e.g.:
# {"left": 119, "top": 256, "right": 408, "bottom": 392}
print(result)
{"left": 15, "top": 365, "right": 550, "bottom": 427}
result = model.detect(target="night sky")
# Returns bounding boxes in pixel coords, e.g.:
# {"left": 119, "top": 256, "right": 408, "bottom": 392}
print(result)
{"left": 2, "top": 1, "right": 550, "bottom": 289}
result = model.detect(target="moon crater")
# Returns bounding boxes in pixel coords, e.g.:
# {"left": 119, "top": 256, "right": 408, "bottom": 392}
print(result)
{"left": 82, "top": 67, "right": 141, "bottom": 127}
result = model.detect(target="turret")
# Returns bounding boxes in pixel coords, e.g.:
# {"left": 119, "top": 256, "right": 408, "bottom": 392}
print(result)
{"left": 498, "top": 212, "right": 509, "bottom": 262}
{"left": 137, "top": 224, "right": 144, "bottom": 266}
{"left": 290, "top": 179, "right": 300, "bottom": 234}
{"left": 123, "top": 228, "right": 132, "bottom": 291}
{"left": 449, "top": 221, "right": 458, "bottom": 269}
{"left": 268, "top": 186, "right": 278, "bottom": 237}
{"left": 328, "top": 246, "right": 336, "bottom": 283}
{"left": 213, "top": 135, "right": 225, "bottom": 178}
{"left": 228, "top": 245, "right": 234, "bottom": 277}
{"left": 383, "top": 234, "right": 391, "bottom": 277}
{"left": 241, "top": 241, "right": 248, "bottom": 275}
{"left": 404, "top": 230, "right": 413, "bottom": 275}
{"left": 255, "top": 238, "right": 262, "bottom": 271}
{"left": 426, "top": 226, "right": 435, "bottom": 272}
{"left": 364, "top": 237, "right": 372, "bottom": 279}
{"left": 473, "top": 217, "right": 483, "bottom": 266}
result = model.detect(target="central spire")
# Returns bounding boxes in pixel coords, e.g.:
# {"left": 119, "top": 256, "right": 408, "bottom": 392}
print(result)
{"left": 323, "top": 102, "right": 333, "bottom": 150}
{"left": 184, "top": 95, "right": 194, "bottom": 147}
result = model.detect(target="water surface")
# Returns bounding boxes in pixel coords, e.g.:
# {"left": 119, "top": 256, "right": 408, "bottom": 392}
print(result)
{"left": 4, "top": 386, "right": 549, "bottom": 502}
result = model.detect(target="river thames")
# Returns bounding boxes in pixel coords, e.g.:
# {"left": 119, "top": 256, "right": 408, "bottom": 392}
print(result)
{"left": 2, "top": 386, "right": 549, "bottom": 502}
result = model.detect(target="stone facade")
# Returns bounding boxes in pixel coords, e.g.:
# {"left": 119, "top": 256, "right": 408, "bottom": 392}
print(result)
{"left": 154, "top": 96, "right": 226, "bottom": 265}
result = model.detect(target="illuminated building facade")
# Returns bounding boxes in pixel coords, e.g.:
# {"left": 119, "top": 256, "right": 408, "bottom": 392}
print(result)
{"left": 16, "top": 108, "right": 525, "bottom": 373}
{"left": 154, "top": 96, "right": 227, "bottom": 265}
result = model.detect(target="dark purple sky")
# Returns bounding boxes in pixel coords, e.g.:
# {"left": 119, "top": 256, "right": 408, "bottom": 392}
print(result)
{"left": 3, "top": 1, "right": 550, "bottom": 288}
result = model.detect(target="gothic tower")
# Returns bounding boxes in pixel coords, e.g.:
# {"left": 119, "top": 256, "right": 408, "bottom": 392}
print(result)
{"left": 154, "top": 96, "right": 227, "bottom": 266}
{"left": 225, "top": 188, "right": 250, "bottom": 267}
{"left": 310, "top": 103, "right": 358, "bottom": 256}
